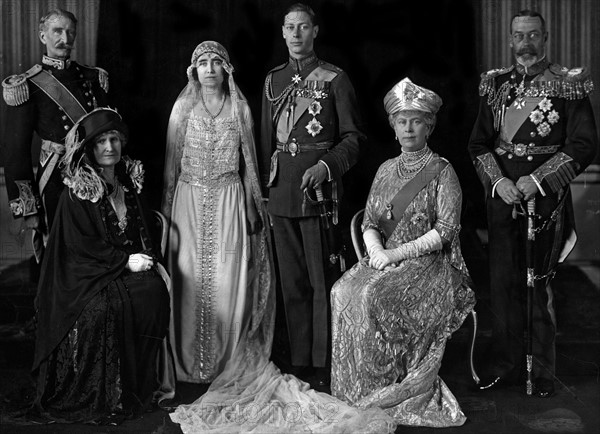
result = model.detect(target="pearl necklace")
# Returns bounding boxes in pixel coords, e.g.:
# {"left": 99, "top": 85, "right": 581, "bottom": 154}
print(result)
{"left": 396, "top": 146, "right": 433, "bottom": 179}
{"left": 200, "top": 92, "right": 226, "bottom": 120}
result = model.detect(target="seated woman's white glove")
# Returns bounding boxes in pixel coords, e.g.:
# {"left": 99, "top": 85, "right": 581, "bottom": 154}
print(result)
{"left": 126, "top": 253, "right": 154, "bottom": 272}
{"left": 363, "top": 228, "right": 384, "bottom": 257}
{"left": 367, "top": 229, "right": 443, "bottom": 271}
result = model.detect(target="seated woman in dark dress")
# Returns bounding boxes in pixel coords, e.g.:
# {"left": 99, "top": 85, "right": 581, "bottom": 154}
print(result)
{"left": 32, "top": 107, "right": 170, "bottom": 424}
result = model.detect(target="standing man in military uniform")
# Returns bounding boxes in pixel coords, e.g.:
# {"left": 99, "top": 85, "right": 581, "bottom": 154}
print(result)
{"left": 260, "top": 3, "right": 365, "bottom": 387}
{"left": 468, "top": 10, "right": 597, "bottom": 397}
{"left": 2, "top": 8, "right": 109, "bottom": 258}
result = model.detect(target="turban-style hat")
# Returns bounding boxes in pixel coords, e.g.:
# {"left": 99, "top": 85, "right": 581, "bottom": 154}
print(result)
{"left": 383, "top": 78, "right": 443, "bottom": 116}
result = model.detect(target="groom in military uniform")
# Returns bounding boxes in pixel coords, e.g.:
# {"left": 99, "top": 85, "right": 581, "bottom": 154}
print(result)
{"left": 468, "top": 10, "right": 597, "bottom": 397}
{"left": 260, "top": 3, "right": 365, "bottom": 387}
{"left": 2, "top": 8, "right": 109, "bottom": 257}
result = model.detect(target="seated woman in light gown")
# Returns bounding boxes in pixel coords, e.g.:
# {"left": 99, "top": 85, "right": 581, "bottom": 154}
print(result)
{"left": 33, "top": 108, "right": 170, "bottom": 424}
{"left": 330, "top": 78, "right": 476, "bottom": 427}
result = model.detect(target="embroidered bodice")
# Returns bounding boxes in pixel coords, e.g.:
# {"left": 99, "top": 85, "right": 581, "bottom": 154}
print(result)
{"left": 180, "top": 114, "right": 240, "bottom": 186}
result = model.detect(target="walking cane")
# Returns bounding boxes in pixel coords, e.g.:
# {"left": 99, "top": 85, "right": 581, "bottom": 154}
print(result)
{"left": 525, "top": 198, "right": 536, "bottom": 396}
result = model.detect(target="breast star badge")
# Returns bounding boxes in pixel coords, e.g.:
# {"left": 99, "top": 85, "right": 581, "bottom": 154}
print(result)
{"left": 308, "top": 100, "right": 322, "bottom": 116}
{"left": 305, "top": 117, "right": 323, "bottom": 137}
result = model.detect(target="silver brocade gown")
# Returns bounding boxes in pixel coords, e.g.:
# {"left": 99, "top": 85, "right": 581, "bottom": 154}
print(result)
{"left": 331, "top": 154, "right": 475, "bottom": 427}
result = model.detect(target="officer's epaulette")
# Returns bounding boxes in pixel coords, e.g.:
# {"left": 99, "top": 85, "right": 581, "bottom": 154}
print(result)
{"left": 546, "top": 63, "right": 593, "bottom": 99}
{"left": 266, "top": 62, "right": 288, "bottom": 76}
{"left": 2, "top": 64, "right": 42, "bottom": 106}
{"left": 79, "top": 64, "right": 110, "bottom": 93}
{"left": 478, "top": 65, "right": 514, "bottom": 96}
{"left": 317, "top": 60, "right": 343, "bottom": 74}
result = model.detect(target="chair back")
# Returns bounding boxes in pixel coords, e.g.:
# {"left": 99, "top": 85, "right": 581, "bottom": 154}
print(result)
{"left": 152, "top": 210, "right": 168, "bottom": 258}
{"left": 350, "top": 208, "right": 366, "bottom": 260}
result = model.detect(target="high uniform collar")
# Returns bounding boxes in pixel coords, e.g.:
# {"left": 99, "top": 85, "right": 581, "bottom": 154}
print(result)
{"left": 42, "top": 55, "right": 71, "bottom": 70}
{"left": 514, "top": 56, "right": 549, "bottom": 76}
{"left": 289, "top": 52, "right": 318, "bottom": 73}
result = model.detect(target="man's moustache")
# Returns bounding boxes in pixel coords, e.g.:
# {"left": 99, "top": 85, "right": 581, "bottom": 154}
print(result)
{"left": 516, "top": 48, "right": 537, "bottom": 56}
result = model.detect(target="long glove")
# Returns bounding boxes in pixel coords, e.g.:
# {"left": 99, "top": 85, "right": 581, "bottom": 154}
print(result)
{"left": 387, "top": 228, "right": 443, "bottom": 262}
{"left": 366, "top": 228, "right": 443, "bottom": 270}
{"left": 363, "top": 228, "right": 385, "bottom": 257}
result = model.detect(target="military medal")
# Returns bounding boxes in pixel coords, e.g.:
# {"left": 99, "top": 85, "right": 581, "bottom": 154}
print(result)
{"left": 305, "top": 117, "right": 323, "bottom": 137}
{"left": 308, "top": 100, "right": 322, "bottom": 116}
{"left": 291, "top": 73, "right": 302, "bottom": 84}
{"left": 515, "top": 78, "right": 526, "bottom": 109}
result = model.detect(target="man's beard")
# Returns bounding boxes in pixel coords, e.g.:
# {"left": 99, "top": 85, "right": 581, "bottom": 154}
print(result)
{"left": 514, "top": 46, "right": 539, "bottom": 67}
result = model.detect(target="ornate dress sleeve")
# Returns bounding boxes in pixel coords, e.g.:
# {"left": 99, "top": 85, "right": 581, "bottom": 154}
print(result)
{"left": 434, "top": 164, "right": 462, "bottom": 244}
{"left": 361, "top": 160, "right": 395, "bottom": 232}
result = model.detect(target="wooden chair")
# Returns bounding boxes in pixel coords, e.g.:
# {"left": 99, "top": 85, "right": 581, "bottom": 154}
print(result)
{"left": 152, "top": 210, "right": 168, "bottom": 258}
{"left": 350, "top": 208, "right": 480, "bottom": 384}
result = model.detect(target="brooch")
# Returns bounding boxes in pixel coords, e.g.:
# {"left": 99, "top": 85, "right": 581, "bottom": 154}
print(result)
{"left": 385, "top": 203, "right": 393, "bottom": 220}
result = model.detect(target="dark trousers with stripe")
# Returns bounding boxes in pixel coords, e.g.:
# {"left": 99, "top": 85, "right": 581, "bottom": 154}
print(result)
{"left": 486, "top": 194, "right": 565, "bottom": 381}
{"left": 271, "top": 215, "right": 339, "bottom": 368}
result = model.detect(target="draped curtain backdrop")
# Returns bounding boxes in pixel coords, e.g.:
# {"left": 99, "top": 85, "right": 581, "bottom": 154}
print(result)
{"left": 0, "top": 0, "right": 597, "bottom": 268}
{"left": 474, "top": 0, "right": 600, "bottom": 135}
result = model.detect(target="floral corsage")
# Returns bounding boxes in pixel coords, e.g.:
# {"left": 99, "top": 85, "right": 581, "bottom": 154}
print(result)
{"left": 123, "top": 156, "right": 145, "bottom": 193}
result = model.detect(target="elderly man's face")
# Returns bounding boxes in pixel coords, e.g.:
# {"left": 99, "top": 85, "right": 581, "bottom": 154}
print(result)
{"left": 510, "top": 16, "right": 546, "bottom": 68}
{"left": 282, "top": 11, "right": 319, "bottom": 59}
{"left": 39, "top": 15, "right": 76, "bottom": 60}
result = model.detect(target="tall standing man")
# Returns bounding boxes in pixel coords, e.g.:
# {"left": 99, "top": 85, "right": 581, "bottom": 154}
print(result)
{"left": 468, "top": 10, "right": 597, "bottom": 397}
{"left": 2, "top": 8, "right": 109, "bottom": 258}
{"left": 260, "top": 3, "right": 365, "bottom": 387}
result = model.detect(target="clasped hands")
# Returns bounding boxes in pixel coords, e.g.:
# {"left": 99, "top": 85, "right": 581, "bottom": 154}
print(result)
{"left": 127, "top": 253, "right": 155, "bottom": 272}
{"left": 368, "top": 246, "right": 399, "bottom": 271}
{"left": 496, "top": 176, "right": 539, "bottom": 204}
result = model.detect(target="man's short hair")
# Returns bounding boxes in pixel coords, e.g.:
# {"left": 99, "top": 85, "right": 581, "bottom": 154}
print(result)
{"left": 510, "top": 9, "right": 546, "bottom": 34}
{"left": 284, "top": 3, "right": 318, "bottom": 26}
{"left": 39, "top": 8, "right": 78, "bottom": 32}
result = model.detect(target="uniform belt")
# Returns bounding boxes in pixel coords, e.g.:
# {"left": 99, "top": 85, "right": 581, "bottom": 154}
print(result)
{"left": 41, "top": 139, "right": 66, "bottom": 155}
{"left": 276, "top": 140, "right": 333, "bottom": 156}
{"left": 496, "top": 140, "right": 559, "bottom": 158}
{"left": 268, "top": 140, "right": 334, "bottom": 188}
